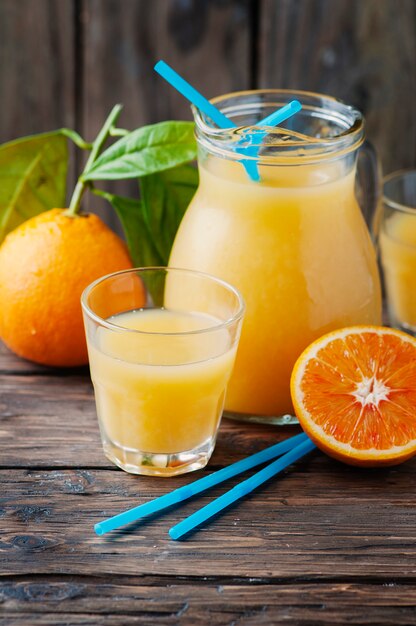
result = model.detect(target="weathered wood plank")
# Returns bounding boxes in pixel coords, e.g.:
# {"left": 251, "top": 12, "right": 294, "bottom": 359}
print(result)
{"left": 258, "top": 0, "right": 416, "bottom": 173}
{"left": 1, "top": 579, "right": 416, "bottom": 625}
{"left": 0, "top": 343, "right": 70, "bottom": 376}
{"left": 0, "top": 0, "right": 77, "bottom": 194}
{"left": 82, "top": 0, "right": 251, "bottom": 133}
{"left": 80, "top": 0, "right": 252, "bottom": 226}
{"left": 1, "top": 464, "right": 416, "bottom": 579}
{"left": 0, "top": 374, "right": 105, "bottom": 467}
{"left": 0, "top": 0, "right": 75, "bottom": 143}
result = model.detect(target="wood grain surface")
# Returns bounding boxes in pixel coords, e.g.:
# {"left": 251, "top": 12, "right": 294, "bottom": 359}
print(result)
{"left": 0, "top": 0, "right": 75, "bottom": 140}
{"left": 2, "top": 463, "right": 416, "bottom": 579}
{"left": 1, "top": 580, "right": 416, "bottom": 625}
{"left": 0, "top": 0, "right": 77, "bottom": 191}
{"left": 1, "top": 341, "right": 416, "bottom": 623}
{"left": 1, "top": 3, "right": 416, "bottom": 622}
{"left": 79, "top": 0, "right": 252, "bottom": 225}
{"left": 0, "top": 0, "right": 415, "bottom": 216}
{"left": 258, "top": 0, "right": 416, "bottom": 174}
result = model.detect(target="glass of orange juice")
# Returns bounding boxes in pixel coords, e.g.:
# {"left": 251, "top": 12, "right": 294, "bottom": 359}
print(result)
{"left": 169, "top": 89, "right": 382, "bottom": 424}
{"left": 81, "top": 267, "right": 244, "bottom": 476}
{"left": 379, "top": 170, "right": 416, "bottom": 335}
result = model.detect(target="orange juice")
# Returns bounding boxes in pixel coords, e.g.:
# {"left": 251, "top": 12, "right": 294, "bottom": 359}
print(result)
{"left": 380, "top": 212, "right": 416, "bottom": 331}
{"left": 87, "top": 309, "right": 237, "bottom": 455}
{"left": 170, "top": 159, "right": 381, "bottom": 416}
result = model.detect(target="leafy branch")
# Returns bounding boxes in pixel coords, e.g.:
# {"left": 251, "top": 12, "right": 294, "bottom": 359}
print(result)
{"left": 0, "top": 105, "right": 199, "bottom": 265}
{"left": 67, "top": 104, "right": 123, "bottom": 216}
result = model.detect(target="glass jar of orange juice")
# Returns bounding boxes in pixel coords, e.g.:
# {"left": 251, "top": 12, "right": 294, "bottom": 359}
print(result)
{"left": 169, "top": 90, "right": 382, "bottom": 423}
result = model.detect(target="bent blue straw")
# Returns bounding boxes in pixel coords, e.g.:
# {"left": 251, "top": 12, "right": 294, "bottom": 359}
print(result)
{"left": 169, "top": 437, "right": 316, "bottom": 541}
{"left": 154, "top": 60, "right": 301, "bottom": 181}
{"left": 243, "top": 101, "right": 302, "bottom": 152}
{"left": 94, "top": 432, "right": 308, "bottom": 535}
{"left": 154, "top": 60, "right": 233, "bottom": 129}
{"left": 241, "top": 100, "right": 301, "bottom": 179}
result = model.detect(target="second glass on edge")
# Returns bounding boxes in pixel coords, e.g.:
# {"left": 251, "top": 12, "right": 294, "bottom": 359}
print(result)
{"left": 379, "top": 170, "right": 416, "bottom": 336}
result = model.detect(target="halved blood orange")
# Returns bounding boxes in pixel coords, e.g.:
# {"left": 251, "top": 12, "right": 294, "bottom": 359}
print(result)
{"left": 290, "top": 326, "right": 416, "bottom": 467}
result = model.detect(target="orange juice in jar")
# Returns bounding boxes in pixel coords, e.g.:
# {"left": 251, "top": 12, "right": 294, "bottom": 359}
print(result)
{"left": 169, "top": 90, "right": 381, "bottom": 422}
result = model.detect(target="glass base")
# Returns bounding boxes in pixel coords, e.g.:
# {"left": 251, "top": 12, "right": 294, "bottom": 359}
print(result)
{"left": 102, "top": 436, "right": 215, "bottom": 477}
{"left": 224, "top": 410, "right": 299, "bottom": 426}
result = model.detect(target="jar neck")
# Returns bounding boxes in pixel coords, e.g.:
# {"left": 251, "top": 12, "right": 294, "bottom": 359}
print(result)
{"left": 197, "top": 144, "right": 359, "bottom": 189}
{"left": 194, "top": 89, "right": 365, "bottom": 167}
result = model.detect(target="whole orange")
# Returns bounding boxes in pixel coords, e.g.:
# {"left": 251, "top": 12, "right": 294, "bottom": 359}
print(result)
{"left": 0, "top": 209, "right": 133, "bottom": 367}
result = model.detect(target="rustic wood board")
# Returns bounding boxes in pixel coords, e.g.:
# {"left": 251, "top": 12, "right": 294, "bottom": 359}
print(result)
{"left": 1, "top": 0, "right": 416, "bottom": 174}
{"left": 1, "top": 460, "right": 416, "bottom": 579}
{"left": 1, "top": 579, "right": 416, "bottom": 625}
{"left": 258, "top": 0, "right": 416, "bottom": 174}
{"left": 0, "top": 0, "right": 75, "bottom": 142}
{"left": 0, "top": 0, "right": 77, "bottom": 193}
{"left": 0, "top": 343, "right": 50, "bottom": 375}
{"left": 81, "top": 0, "right": 251, "bottom": 128}
{"left": 2, "top": 340, "right": 416, "bottom": 623}
{"left": 1, "top": 0, "right": 415, "bottom": 226}
{"left": 80, "top": 0, "right": 252, "bottom": 227}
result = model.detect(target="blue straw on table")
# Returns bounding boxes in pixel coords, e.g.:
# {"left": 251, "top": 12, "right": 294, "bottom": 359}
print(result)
{"left": 154, "top": 60, "right": 301, "bottom": 182}
{"left": 169, "top": 437, "right": 316, "bottom": 541}
{"left": 94, "top": 432, "right": 309, "bottom": 536}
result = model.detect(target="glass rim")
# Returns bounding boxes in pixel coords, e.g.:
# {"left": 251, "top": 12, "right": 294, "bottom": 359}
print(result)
{"left": 383, "top": 169, "right": 416, "bottom": 215}
{"left": 81, "top": 266, "right": 246, "bottom": 336}
{"left": 193, "top": 88, "right": 365, "bottom": 164}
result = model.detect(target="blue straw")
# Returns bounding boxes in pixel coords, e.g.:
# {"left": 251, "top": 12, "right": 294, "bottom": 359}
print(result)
{"left": 243, "top": 101, "right": 302, "bottom": 153}
{"left": 259, "top": 102, "right": 302, "bottom": 127}
{"left": 154, "top": 60, "right": 301, "bottom": 181}
{"left": 241, "top": 100, "right": 302, "bottom": 179}
{"left": 169, "top": 437, "right": 316, "bottom": 541}
{"left": 94, "top": 432, "right": 309, "bottom": 535}
{"left": 154, "top": 60, "right": 233, "bottom": 129}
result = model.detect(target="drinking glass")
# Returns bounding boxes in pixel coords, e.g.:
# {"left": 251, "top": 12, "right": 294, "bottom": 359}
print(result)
{"left": 379, "top": 170, "right": 416, "bottom": 335}
{"left": 81, "top": 267, "right": 244, "bottom": 476}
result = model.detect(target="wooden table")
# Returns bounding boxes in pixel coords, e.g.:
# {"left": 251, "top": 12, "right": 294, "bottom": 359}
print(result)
{"left": 1, "top": 340, "right": 416, "bottom": 625}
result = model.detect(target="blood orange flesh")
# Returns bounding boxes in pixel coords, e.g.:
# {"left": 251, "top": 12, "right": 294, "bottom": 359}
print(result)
{"left": 290, "top": 326, "right": 416, "bottom": 466}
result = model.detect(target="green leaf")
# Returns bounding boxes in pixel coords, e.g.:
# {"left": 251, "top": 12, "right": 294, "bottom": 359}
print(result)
{"left": 82, "top": 121, "right": 197, "bottom": 181}
{"left": 140, "top": 164, "right": 198, "bottom": 264}
{"left": 102, "top": 192, "right": 169, "bottom": 306}
{"left": 95, "top": 190, "right": 164, "bottom": 267}
{"left": 0, "top": 132, "right": 68, "bottom": 242}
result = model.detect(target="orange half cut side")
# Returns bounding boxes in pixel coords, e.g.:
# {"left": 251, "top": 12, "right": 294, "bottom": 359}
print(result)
{"left": 290, "top": 326, "right": 416, "bottom": 466}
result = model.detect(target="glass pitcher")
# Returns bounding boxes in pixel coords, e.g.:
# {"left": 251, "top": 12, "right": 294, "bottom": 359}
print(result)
{"left": 169, "top": 90, "right": 382, "bottom": 424}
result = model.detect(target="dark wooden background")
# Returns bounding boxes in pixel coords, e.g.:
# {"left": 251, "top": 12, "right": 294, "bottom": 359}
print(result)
{"left": 0, "top": 0, "right": 415, "bottom": 215}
